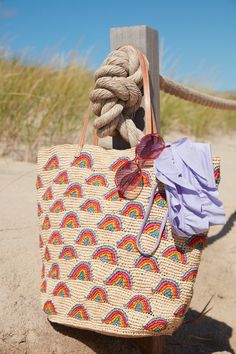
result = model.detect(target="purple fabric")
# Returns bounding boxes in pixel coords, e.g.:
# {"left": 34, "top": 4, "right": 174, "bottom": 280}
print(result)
{"left": 154, "top": 137, "right": 226, "bottom": 238}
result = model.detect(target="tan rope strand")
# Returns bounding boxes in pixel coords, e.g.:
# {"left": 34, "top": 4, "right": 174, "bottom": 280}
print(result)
{"left": 160, "top": 75, "right": 236, "bottom": 111}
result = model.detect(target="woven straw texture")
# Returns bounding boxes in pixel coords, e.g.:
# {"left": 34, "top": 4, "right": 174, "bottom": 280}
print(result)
{"left": 36, "top": 143, "right": 221, "bottom": 338}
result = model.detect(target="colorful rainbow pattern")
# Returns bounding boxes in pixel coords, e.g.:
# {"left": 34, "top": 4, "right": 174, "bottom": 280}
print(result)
{"left": 71, "top": 152, "right": 93, "bottom": 168}
{"left": 153, "top": 191, "right": 167, "bottom": 208}
{"left": 52, "top": 282, "right": 70, "bottom": 297}
{"left": 68, "top": 304, "right": 89, "bottom": 320}
{"left": 50, "top": 199, "right": 65, "bottom": 213}
{"left": 86, "top": 173, "right": 108, "bottom": 187}
{"left": 121, "top": 201, "right": 144, "bottom": 219}
{"left": 60, "top": 212, "right": 80, "bottom": 228}
{"left": 44, "top": 246, "right": 51, "bottom": 261}
{"left": 48, "top": 231, "right": 63, "bottom": 245}
{"left": 39, "top": 234, "right": 44, "bottom": 248}
{"left": 43, "top": 300, "right": 57, "bottom": 315}
{"left": 43, "top": 155, "right": 59, "bottom": 171}
{"left": 153, "top": 279, "right": 180, "bottom": 299}
{"left": 214, "top": 165, "right": 221, "bottom": 185}
{"left": 42, "top": 186, "right": 53, "bottom": 201}
{"left": 37, "top": 203, "right": 43, "bottom": 217}
{"left": 76, "top": 229, "right": 97, "bottom": 246}
{"left": 182, "top": 268, "right": 198, "bottom": 282}
{"left": 174, "top": 304, "right": 187, "bottom": 318}
{"left": 141, "top": 171, "right": 151, "bottom": 187}
{"left": 135, "top": 255, "right": 160, "bottom": 273}
{"left": 53, "top": 170, "right": 69, "bottom": 184}
{"left": 125, "top": 295, "right": 151, "bottom": 314}
{"left": 87, "top": 286, "right": 109, "bottom": 303}
{"left": 104, "top": 188, "right": 122, "bottom": 201}
{"left": 188, "top": 235, "right": 206, "bottom": 250}
{"left": 143, "top": 220, "right": 165, "bottom": 238}
{"left": 109, "top": 157, "right": 130, "bottom": 171}
{"left": 162, "top": 246, "right": 187, "bottom": 264}
{"left": 40, "top": 279, "right": 47, "bottom": 293}
{"left": 117, "top": 235, "right": 138, "bottom": 253}
{"left": 48, "top": 263, "right": 60, "bottom": 279}
{"left": 41, "top": 264, "right": 45, "bottom": 278}
{"left": 36, "top": 175, "right": 43, "bottom": 189}
{"left": 92, "top": 246, "right": 117, "bottom": 265}
{"left": 103, "top": 309, "right": 129, "bottom": 327}
{"left": 42, "top": 216, "right": 51, "bottom": 230}
{"left": 106, "top": 268, "right": 132, "bottom": 290}
{"left": 97, "top": 214, "right": 122, "bottom": 232}
{"left": 69, "top": 262, "right": 92, "bottom": 281}
{"left": 80, "top": 198, "right": 102, "bottom": 213}
{"left": 59, "top": 246, "right": 78, "bottom": 260}
{"left": 64, "top": 183, "right": 83, "bottom": 198}
{"left": 144, "top": 318, "right": 167, "bottom": 332}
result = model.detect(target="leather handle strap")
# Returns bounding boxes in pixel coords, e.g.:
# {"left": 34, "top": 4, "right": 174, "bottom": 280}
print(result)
{"left": 75, "top": 46, "right": 158, "bottom": 157}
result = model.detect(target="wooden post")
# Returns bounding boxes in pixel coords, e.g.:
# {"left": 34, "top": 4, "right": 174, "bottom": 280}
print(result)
{"left": 110, "top": 26, "right": 166, "bottom": 354}
{"left": 110, "top": 25, "right": 160, "bottom": 149}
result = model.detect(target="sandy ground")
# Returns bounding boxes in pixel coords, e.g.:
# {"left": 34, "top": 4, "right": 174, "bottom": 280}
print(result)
{"left": 0, "top": 132, "right": 235, "bottom": 354}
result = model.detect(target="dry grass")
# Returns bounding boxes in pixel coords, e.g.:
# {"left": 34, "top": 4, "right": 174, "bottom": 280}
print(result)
{"left": 0, "top": 50, "right": 235, "bottom": 162}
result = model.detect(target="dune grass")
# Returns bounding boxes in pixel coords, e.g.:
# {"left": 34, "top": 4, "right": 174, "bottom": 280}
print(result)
{"left": 0, "top": 51, "right": 235, "bottom": 161}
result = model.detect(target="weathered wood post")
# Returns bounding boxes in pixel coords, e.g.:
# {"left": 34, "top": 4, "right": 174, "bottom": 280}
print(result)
{"left": 110, "top": 25, "right": 166, "bottom": 354}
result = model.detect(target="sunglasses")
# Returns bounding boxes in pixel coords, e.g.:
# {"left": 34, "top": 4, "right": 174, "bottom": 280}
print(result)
{"left": 115, "top": 133, "right": 170, "bottom": 199}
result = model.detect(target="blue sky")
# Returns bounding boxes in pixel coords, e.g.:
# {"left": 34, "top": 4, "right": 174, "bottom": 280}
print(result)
{"left": 0, "top": 0, "right": 236, "bottom": 91}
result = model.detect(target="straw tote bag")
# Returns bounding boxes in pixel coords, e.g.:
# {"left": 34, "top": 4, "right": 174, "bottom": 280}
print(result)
{"left": 36, "top": 48, "right": 221, "bottom": 338}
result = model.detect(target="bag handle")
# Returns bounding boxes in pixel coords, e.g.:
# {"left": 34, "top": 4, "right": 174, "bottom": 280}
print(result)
{"left": 75, "top": 46, "right": 158, "bottom": 157}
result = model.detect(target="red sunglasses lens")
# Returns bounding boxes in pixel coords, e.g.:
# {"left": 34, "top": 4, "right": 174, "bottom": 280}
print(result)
{"left": 115, "top": 160, "right": 143, "bottom": 199}
{"left": 136, "top": 134, "right": 165, "bottom": 160}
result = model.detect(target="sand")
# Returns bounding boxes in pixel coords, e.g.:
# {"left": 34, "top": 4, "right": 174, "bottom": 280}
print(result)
{"left": 0, "top": 133, "right": 235, "bottom": 354}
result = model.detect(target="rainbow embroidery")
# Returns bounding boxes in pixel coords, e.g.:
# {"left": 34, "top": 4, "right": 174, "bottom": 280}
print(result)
{"left": 141, "top": 171, "right": 151, "bottom": 187}
{"left": 37, "top": 203, "right": 43, "bottom": 217}
{"left": 103, "top": 309, "right": 129, "bottom": 328}
{"left": 60, "top": 212, "right": 80, "bottom": 228}
{"left": 41, "top": 264, "right": 45, "bottom": 278}
{"left": 174, "top": 304, "right": 187, "bottom": 318}
{"left": 43, "top": 300, "right": 57, "bottom": 315}
{"left": 144, "top": 318, "right": 167, "bottom": 332}
{"left": 64, "top": 183, "right": 83, "bottom": 198}
{"left": 117, "top": 235, "right": 138, "bottom": 253}
{"left": 39, "top": 234, "right": 44, "bottom": 248}
{"left": 68, "top": 304, "right": 89, "bottom": 320}
{"left": 48, "top": 263, "right": 60, "bottom": 279}
{"left": 153, "top": 279, "right": 180, "bottom": 299}
{"left": 104, "top": 188, "right": 122, "bottom": 201}
{"left": 43, "top": 155, "right": 59, "bottom": 171}
{"left": 52, "top": 282, "right": 70, "bottom": 297}
{"left": 153, "top": 191, "right": 167, "bottom": 208}
{"left": 92, "top": 246, "right": 117, "bottom": 265}
{"left": 69, "top": 262, "right": 92, "bottom": 281}
{"left": 135, "top": 256, "right": 160, "bottom": 273}
{"left": 71, "top": 152, "right": 93, "bottom": 168}
{"left": 87, "top": 286, "right": 109, "bottom": 303}
{"left": 36, "top": 175, "right": 43, "bottom": 189}
{"left": 162, "top": 246, "right": 187, "bottom": 264}
{"left": 50, "top": 199, "right": 65, "bottom": 213}
{"left": 53, "top": 170, "right": 69, "bottom": 184}
{"left": 59, "top": 246, "right": 78, "bottom": 260}
{"left": 40, "top": 279, "right": 47, "bottom": 293}
{"left": 48, "top": 231, "right": 63, "bottom": 245}
{"left": 143, "top": 220, "right": 166, "bottom": 239}
{"left": 121, "top": 202, "right": 144, "bottom": 219}
{"left": 44, "top": 246, "right": 51, "bottom": 261}
{"left": 214, "top": 165, "right": 221, "bottom": 185}
{"left": 97, "top": 214, "right": 122, "bottom": 232}
{"left": 76, "top": 229, "right": 97, "bottom": 246}
{"left": 42, "top": 216, "right": 51, "bottom": 230}
{"left": 188, "top": 235, "right": 206, "bottom": 250}
{"left": 106, "top": 268, "right": 132, "bottom": 290}
{"left": 42, "top": 187, "right": 53, "bottom": 201}
{"left": 125, "top": 295, "right": 151, "bottom": 314}
{"left": 109, "top": 157, "right": 130, "bottom": 172}
{"left": 182, "top": 268, "right": 198, "bottom": 282}
{"left": 80, "top": 198, "right": 102, "bottom": 213}
{"left": 86, "top": 173, "right": 108, "bottom": 187}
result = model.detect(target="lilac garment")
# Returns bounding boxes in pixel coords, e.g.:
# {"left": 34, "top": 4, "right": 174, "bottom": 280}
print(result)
{"left": 154, "top": 137, "right": 226, "bottom": 238}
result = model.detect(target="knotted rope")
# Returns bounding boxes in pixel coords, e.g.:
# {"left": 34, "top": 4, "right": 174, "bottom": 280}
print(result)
{"left": 89, "top": 46, "right": 236, "bottom": 146}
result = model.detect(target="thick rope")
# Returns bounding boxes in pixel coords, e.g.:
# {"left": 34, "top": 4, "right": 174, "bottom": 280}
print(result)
{"left": 89, "top": 46, "right": 236, "bottom": 146}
